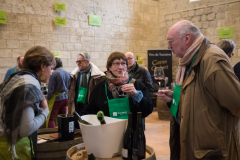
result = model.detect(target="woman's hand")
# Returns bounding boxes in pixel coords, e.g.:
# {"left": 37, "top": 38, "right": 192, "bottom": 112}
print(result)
{"left": 40, "top": 94, "right": 48, "bottom": 109}
{"left": 158, "top": 90, "right": 173, "bottom": 103}
{"left": 122, "top": 84, "right": 137, "bottom": 95}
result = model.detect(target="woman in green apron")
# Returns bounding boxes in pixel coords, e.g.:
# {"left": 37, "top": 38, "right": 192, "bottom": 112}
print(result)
{"left": 81, "top": 52, "right": 153, "bottom": 128}
{"left": 46, "top": 57, "right": 71, "bottom": 128}
{"left": 0, "top": 46, "right": 55, "bottom": 160}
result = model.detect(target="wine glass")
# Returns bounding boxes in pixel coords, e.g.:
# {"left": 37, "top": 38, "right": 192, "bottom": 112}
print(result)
{"left": 154, "top": 67, "right": 165, "bottom": 90}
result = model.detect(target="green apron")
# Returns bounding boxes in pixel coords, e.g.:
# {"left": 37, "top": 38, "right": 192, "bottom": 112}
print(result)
{"left": 105, "top": 80, "right": 131, "bottom": 119}
{"left": 170, "top": 54, "right": 197, "bottom": 118}
{"left": 77, "top": 72, "right": 90, "bottom": 104}
{"left": 0, "top": 135, "right": 33, "bottom": 160}
{"left": 46, "top": 92, "right": 65, "bottom": 128}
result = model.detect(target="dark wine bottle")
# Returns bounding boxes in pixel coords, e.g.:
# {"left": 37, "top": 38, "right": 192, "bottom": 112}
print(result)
{"left": 132, "top": 112, "right": 146, "bottom": 160}
{"left": 122, "top": 112, "right": 134, "bottom": 160}
{"left": 97, "top": 111, "right": 106, "bottom": 125}
{"left": 73, "top": 111, "right": 92, "bottom": 125}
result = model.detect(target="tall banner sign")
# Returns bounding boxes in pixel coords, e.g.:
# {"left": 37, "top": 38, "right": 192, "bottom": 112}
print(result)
{"left": 148, "top": 49, "right": 172, "bottom": 85}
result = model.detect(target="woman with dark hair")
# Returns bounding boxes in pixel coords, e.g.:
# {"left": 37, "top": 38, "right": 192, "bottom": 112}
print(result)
{"left": 82, "top": 52, "right": 153, "bottom": 128}
{"left": 47, "top": 57, "right": 71, "bottom": 128}
{"left": 0, "top": 46, "right": 55, "bottom": 160}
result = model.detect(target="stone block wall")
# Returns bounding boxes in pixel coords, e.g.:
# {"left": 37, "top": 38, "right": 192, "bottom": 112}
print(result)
{"left": 0, "top": 0, "right": 160, "bottom": 81}
{"left": 159, "top": 0, "right": 240, "bottom": 82}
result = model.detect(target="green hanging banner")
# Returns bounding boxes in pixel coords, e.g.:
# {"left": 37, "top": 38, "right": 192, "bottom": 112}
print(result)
{"left": 0, "top": 10, "right": 7, "bottom": 24}
{"left": 51, "top": 51, "right": 62, "bottom": 58}
{"left": 55, "top": 17, "right": 66, "bottom": 26}
{"left": 219, "top": 27, "right": 233, "bottom": 39}
{"left": 89, "top": 14, "right": 101, "bottom": 26}
{"left": 55, "top": 2, "right": 66, "bottom": 11}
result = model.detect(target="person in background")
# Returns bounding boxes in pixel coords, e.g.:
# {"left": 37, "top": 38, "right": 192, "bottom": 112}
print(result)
{"left": 124, "top": 52, "right": 153, "bottom": 94}
{"left": 158, "top": 20, "right": 240, "bottom": 160}
{"left": 0, "top": 46, "right": 55, "bottom": 160}
{"left": 125, "top": 52, "right": 153, "bottom": 130}
{"left": 68, "top": 53, "right": 105, "bottom": 126}
{"left": 47, "top": 57, "right": 71, "bottom": 128}
{"left": 234, "top": 62, "right": 240, "bottom": 81}
{"left": 81, "top": 52, "right": 153, "bottom": 129}
{"left": 217, "top": 39, "right": 236, "bottom": 58}
{"left": 4, "top": 56, "right": 24, "bottom": 81}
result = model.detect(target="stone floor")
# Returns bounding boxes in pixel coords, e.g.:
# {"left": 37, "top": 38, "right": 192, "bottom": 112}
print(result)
{"left": 145, "top": 110, "right": 170, "bottom": 160}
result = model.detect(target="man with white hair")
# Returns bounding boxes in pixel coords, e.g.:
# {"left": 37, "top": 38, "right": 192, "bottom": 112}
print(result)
{"left": 125, "top": 52, "right": 153, "bottom": 130}
{"left": 68, "top": 53, "right": 105, "bottom": 117}
{"left": 124, "top": 52, "right": 153, "bottom": 94}
{"left": 158, "top": 20, "right": 240, "bottom": 160}
{"left": 217, "top": 39, "right": 236, "bottom": 58}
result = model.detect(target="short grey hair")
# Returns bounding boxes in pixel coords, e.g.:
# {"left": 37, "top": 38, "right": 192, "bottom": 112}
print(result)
{"left": 178, "top": 22, "right": 201, "bottom": 38}
{"left": 77, "top": 53, "right": 91, "bottom": 61}
{"left": 217, "top": 39, "right": 236, "bottom": 54}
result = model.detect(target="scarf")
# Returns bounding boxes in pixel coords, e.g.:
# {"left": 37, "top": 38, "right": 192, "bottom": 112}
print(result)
{"left": 127, "top": 62, "right": 137, "bottom": 77}
{"left": 106, "top": 71, "right": 129, "bottom": 98}
{"left": 176, "top": 33, "right": 204, "bottom": 86}
{"left": 79, "top": 64, "right": 91, "bottom": 88}
{"left": 0, "top": 70, "right": 43, "bottom": 159}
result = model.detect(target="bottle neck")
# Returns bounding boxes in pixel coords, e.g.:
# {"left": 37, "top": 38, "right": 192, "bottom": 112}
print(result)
{"left": 128, "top": 114, "right": 133, "bottom": 128}
{"left": 74, "top": 111, "right": 82, "bottom": 119}
{"left": 137, "top": 113, "right": 142, "bottom": 127}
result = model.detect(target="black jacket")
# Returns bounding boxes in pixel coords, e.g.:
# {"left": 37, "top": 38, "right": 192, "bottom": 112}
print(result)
{"left": 81, "top": 79, "right": 153, "bottom": 128}
{"left": 234, "top": 62, "right": 240, "bottom": 81}
{"left": 130, "top": 63, "right": 153, "bottom": 95}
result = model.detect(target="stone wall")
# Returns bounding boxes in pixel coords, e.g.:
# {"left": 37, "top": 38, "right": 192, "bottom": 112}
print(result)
{"left": 159, "top": 0, "right": 240, "bottom": 82}
{"left": 0, "top": 0, "right": 160, "bottom": 81}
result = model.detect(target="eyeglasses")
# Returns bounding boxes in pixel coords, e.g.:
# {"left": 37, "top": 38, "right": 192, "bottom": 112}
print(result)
{"left": 76, "top": 60, "right": 85, "bottom": 64}
{"left": 230, "top": 52, "right": 234, "bottom": 57}
{"left": 167, "top": 37, "right": 178, "bottom": 45}
{"left": 112, "top": 62, "right": 127, "bottom": 67}
{"left": 127, "top": 58, "right": 133, "bottom": 61}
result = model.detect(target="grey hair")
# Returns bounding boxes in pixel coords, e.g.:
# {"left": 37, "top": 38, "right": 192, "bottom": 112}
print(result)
{"left": 217, "top": 39, "right": 236, "bottom": 54}
{"left": 178, "top": 22, "right": 201, "bottom": 38}
{"left": 77, "top": 53, "right": 91, "bottom": 61}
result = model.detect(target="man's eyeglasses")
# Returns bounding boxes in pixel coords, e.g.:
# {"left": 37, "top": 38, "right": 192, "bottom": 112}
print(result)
{"left": 112, "top": 62, "right": 127, "bottom": 67}
{"left": 167, "top": 37, "right": 178, "bottom": 45}
{"left": 230, "top": 52, "right": 234, "bottom": 57}
{"left": 76, "top": 60, "right": 85, "bottom": 64}
{"left": 127, "top": 58, "right": 133, "bottom": 61}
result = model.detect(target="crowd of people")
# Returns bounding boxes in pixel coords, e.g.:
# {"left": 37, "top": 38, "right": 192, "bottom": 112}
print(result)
{"left": 0, "top": 20, "right": 240, "bottom": 160}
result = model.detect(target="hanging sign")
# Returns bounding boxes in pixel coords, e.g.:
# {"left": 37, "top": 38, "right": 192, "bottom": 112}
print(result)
{"left": 219, "top": 27, "right": 233, "bottom": 39}
{"left": 55, "top": 2, "right": 66, "bottom": 11}
{"left": 51, "top": 51, "right": 62, "bottom": 58}
{"left": 89, "top": 14, "right": 101, "bottom": 26}
{"left": 55, "top": 17, "right": 66, "bottom": 26}
{"left": 136, "top": 54, "right": 143, "bottom": 65}
{"left": 0, "top": 10, "right": 7, "bottom": 24}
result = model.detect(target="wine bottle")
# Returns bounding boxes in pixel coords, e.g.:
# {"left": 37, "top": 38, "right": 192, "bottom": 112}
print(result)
{"left": 73, "top": 111, "right": 92, "bottom": 125}
{"left": 132, "top": 112, "right": 146, "bottom": 160}
{"left": 122, "top": 112, "right": 134, "bottom": 160}
{"left": 97, "top": 111, "right": 106, "bottom": 125}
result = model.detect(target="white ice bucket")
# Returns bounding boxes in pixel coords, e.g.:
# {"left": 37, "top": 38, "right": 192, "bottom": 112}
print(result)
{"left": 79, "top": 115, "right": 127, "bottom": 158}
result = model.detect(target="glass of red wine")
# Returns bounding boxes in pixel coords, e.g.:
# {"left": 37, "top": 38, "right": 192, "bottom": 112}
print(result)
{"left": 154, "top": 67, "right": 165, "bottom": 91}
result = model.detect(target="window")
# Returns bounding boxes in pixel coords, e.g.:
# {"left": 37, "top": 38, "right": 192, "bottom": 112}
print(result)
{"left": 190, "top": 0, "right": 199, "bottom": 2}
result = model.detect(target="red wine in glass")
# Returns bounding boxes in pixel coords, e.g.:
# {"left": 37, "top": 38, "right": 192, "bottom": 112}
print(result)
{"left": 154, "top": 77, "right": 164, "bottom": 83}
{"left": 154, "top": 67, "right": 165, "bottom": 90}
